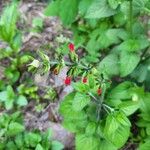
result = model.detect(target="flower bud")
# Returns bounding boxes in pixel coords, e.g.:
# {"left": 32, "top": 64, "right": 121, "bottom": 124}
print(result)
{"left": 68, "top": 43, "right": 74, "bottom": 52}
{"left": 97, "top": 88, "right": 102, "bottom": 95}
{"left": 82, "top": 77, "right": 87, "bottom": 83}
{"left": 64, "top": 76, "right": 71, "bottom": 85}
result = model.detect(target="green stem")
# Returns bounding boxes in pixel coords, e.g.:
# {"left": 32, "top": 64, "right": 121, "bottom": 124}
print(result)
{"left": 96, "top": 84, "right": 107, "bottom": 122}
{"left": 88, "top": 92, "right": 99, "bottom": 103}
{"left": 129, "top": 0, "right": 133, "bottom": 36}
{"left": 50, "top": 61, "right": 90, "bottom": 70}
{"left": 103, "top": 104, "right": 114, "bottom": 112}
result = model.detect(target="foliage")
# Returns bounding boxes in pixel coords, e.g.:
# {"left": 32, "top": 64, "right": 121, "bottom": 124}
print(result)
{"left": 0, "top": 0, "right": 150, "bottom": 149}
{"left": 43, "top": 0, "right": 150, "bottom": 149}
{"left": 0, "top": 112, "right": 64, "bottom": 150}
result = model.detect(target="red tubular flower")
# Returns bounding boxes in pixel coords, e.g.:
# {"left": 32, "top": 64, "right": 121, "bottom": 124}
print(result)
{"left": 82, "top": 77, "right": 87, "bottom": 83}
{"left": 64, "top": 76, "right": 71, "bottom": 85}
{"left": 97, "top": 88, "right": 102, "bottom": 95}
{"left": 68, "top": 43, "right": 74, "bottom": 52}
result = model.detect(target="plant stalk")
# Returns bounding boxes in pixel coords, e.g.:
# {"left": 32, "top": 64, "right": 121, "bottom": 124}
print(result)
{"left": 129, "top": 0, "right": 133, "bottom": 36}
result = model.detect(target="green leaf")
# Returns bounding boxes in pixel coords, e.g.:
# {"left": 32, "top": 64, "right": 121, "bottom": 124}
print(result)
{"left": 76, "top": 134, "right": 100, "bottom": 150}
{"left": 108, "top": 0, "right": 119, "bottom": 9}
{"left": 79, "top": 0, "right": 93, "bottom": 16}
{"left": 24, "top": 132, "right": 41, "bottom": 147}
{"left": 32, "top": 18, "right": 43, "bottom": 28}
{"left": 72, "top": 93, "right": 90, "bottom": 111}
{"left": 44, "top": 0, "right": 60, "bottom": 16}
{"left": 117, "top": 39, "right": 141, "bottom": 52}
{"left": 104, "top": 112, "right": 131, "bottom": 148}
{"left": 138, "top": 139, "right": 150, "bottom": 150}
{"left": 85, "top": 0, "right": 116, "bottom": 19}
{"left": 0, "top": 3, "right": 18, "bottom": 43}
{"left": 106, "top": 125, "right": 130, "bottom": 148}
{"left": 7, "top": 85, "right": 15, "bottom": 100}
{"left": 99, "top": 54, "right": 119, "bottom": 77}
{"left": 119, "top": 51, "right": 140, "bottom": 77}
{"left": 59, "top": 93, "right": 87, "bottom": 132}
{"left": 51, "top": 141, "right": 64, "bottom": 150}
{"left": 15, "top": 134, "right": 24, "bottom": 148}
{"left": 7, "top": 122, "right": 25, "bottom": 136}
{"left": 104, "top": 114, "right": 119, "bottom": 135}
{"left": 98, "top": 140, "right": 117, "bottom": 150}
{"left": 11, "top": 32, "right": 22, "bottom": 51}
{"left": 0, "top": 91, "right": 7, "bottom": 102}
{"left": 35, "top": 144, "right": 44, "bottom": 150}
{"left": 59, "top": 0, "right": 78, "bottom": 25}
{"left": 133, "top": 0, "right": 148, "bottom": 14}
{"left": 6, "top": 141, "right": 17, "bottom": 150}
{"left": 115, "top": 111, "right": 131, "bottom": 126}
{"left": 85, "top": 122, "right": 96, "bottom": 135}
{"left": 16, "top": 95, "right": 28, "bottom": 106}
{"left": 107, "top": 81, "right": 134, "bottom": 106}
{"left": 118, "top": 101, "right": 140, "bottom": 116}
{"left": 73, "top": 82, "right": 90, "bottom": 93}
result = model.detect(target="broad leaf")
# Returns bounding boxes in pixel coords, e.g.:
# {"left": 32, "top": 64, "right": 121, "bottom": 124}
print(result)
{"left": 119, "top": 51, "right": 140, "bottom": 77}
{"left": 99, "top": 54, "right": 119, "bottom": 77}
{"left": 76, "top": 134, "right": 100, "bottom": 150}
{"left": 108, "top": 0, "right": 119, "bottom": 9}
{"left": 104, "top": 112, "right": 131, "bottom": 148}
{"left": 51, "top": 141, "right": 64, "bottom": 150}
{"left": 118, "top": 101, "right": 140, "bottom": 116}
{"left": 44, "top": 0, "right": 60, "bottom": 16}
{"left": 59, "top": 0, "right": 78, "bottom": 25}
{"left": 79, "top": 0, "right": 93, "bottom": 16}
{"left": 85, "top": 0, "right": 116, "bottom": 19}
{"left": 59, "top": 93, "right": 87, "bottom": 132}
{"left": 138, "top": 139, "right": 150, "bottom": 150}
{"left": 107, "top": 81, "right": 134, "bottom": 106}
{"left": 72, "top": 93, "right": 90, "bottom": 111}
{"left": 7, "top": 122, "right": 25, "bottom": 136}
{"left": 16, "top": 95, "right": 28, "bottom": 106}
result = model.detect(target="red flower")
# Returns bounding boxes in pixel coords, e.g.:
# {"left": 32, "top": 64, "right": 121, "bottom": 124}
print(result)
{"left": 97, "top": 88, "right": 102, "bottom": 95}
{"left": 68, "top": 43, "right": 74, "bottom": 52}
{"left": 82, "top": 77, "right": 87, "bottom": 83}
{"left": 64, "top": 76, "right": 71, "bottom": 85}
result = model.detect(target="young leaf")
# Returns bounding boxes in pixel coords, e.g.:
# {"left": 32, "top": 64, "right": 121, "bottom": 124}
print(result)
{"left": 73, "top": 82, "right": 90, "bottom": 93}
{"left": 35, "top": 144, "right": 44, "bottom": 150}
{"left": 7, "top": 122, "right": 25, "bottom": 136}
{"left": 0, "top": 91, "right": 7, "bottom": 102}
{"left": 24, "top": 132, "right": 42, "bottom": 147}
{"left": 0, "top": 3, "right": 18, "bottom": 43}
{"left": 51, "top": 141, "right": 64, "bottom": 150}
{"left": 16, "top": 95, "right": 28, "bottom": 106}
